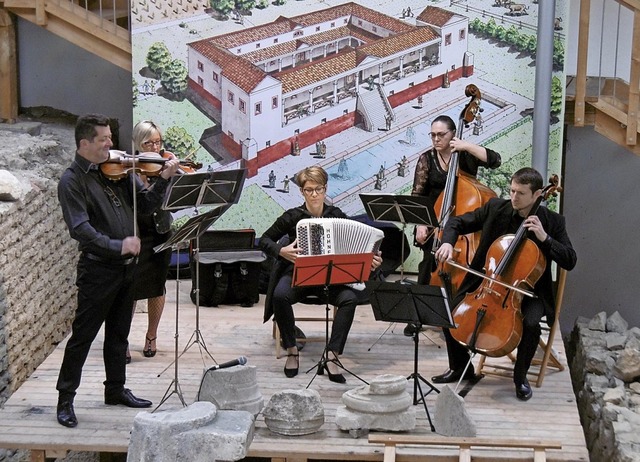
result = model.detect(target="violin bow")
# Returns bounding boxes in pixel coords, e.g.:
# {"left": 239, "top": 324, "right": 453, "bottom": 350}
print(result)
{"left": 444, "top": 259, "right": 536, "bottom": 298}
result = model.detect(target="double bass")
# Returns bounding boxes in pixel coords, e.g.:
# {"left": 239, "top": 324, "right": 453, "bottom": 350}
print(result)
{"left": 432, "top": 84, "right": 497, "bottom": 297}
{"left": 450, "top": 176, "right": 562, "bottom": 357}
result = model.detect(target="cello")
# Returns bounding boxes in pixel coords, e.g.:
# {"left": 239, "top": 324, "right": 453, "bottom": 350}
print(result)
{"left": 432, "top": 84, "right": 497, "bottom": 298}
{"left": 450, "top": 176, "right": 562, "bottom": 357}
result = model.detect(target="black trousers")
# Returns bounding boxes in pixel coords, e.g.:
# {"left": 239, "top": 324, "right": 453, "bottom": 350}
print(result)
{"left": 442, "top": 296, "right": 544, "bottom": 385}
{"left": 56, "top": 256, "right": 136, "bottom": 402}
{"left": 272, "top": 273, "right": 358, "bottom": 355}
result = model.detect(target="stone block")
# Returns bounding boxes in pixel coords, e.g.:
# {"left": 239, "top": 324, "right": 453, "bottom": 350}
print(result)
{"left": 263, "top": 389, "right": 324, "bottom": 436}
{"left": 128, "top": 401, "right": 254, "bottom": 462}
{"left": 197, "top": 365, "right": 264, "bottom": 416}
{"left": 433, "top": 385, "right": 476, "bottom": 437}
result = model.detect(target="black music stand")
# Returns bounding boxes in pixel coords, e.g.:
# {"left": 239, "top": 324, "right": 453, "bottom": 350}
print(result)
{"left": 292, "top": 253, "right": 374, "bottom": 388}
{"left": 360, "top": 194, "right": 440, "bottom": 346}
{"left": 359, "top": 194, "right": 438, "bottom": 281}
{"left": 158, "top": 169, "right": 245, "bottom": 369}
{"left": 153, "top": 206, "right": 225, "bottom": 410}
{"left": 367, "top": 280, "right": 453, "bottom": 431}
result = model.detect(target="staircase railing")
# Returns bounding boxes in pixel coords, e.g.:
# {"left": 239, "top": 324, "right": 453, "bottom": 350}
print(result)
{"left": 2, "top": 0, "right": 131, "bottom": 70}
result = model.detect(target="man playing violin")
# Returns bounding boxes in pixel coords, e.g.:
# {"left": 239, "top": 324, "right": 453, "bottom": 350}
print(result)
{"left": 433, "top": 167, "right": 576, "bottom": 401}
{"left": 55, "top": 114, "right": 180, "bottom": 427}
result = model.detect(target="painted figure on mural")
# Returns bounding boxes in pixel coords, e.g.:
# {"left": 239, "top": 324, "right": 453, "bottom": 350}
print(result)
{"left": 282, "top": 175, "right": 290, "bottom": 192}
{"left": 268, "top": 170, "right": 276, "bottom": 188}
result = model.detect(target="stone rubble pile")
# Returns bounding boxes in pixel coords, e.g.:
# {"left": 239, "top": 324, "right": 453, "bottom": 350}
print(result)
{"left": 568, "top": 311, "right": 640, "bottom": 462}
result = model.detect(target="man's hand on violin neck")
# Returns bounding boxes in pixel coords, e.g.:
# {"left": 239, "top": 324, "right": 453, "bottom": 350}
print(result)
{"left": 122, "top": 236, "right": 141, "bottom": 256}
{"left": 160, "top": 157, "right": 181, "bottom": 179}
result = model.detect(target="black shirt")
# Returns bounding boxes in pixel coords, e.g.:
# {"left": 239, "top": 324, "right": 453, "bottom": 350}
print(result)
{"left": 58, "top": 153, "right": 170, "bottom": 259}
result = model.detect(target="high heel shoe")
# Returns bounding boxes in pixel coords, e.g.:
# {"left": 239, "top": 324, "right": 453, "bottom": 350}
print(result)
{"left": 143, "top": 336, "right": 157, "bottom": 358}
{"left": 324, "top": 352, "right": 346, "bottom": 384}
{"left": 284, "top": 354, "right": 299, "bottom": 378}
{"left": 324, "top": 365, "right": 346, "bottom": 384}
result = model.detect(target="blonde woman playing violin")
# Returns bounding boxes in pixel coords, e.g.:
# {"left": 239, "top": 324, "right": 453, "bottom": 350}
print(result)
{"left": 127, "top": 120, "right": 176, "bottom": 362}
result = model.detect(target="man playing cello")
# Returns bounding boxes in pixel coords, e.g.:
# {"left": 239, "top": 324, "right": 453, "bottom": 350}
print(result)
{"left": 433, "top": 168, "right": 576, "bottom": 401}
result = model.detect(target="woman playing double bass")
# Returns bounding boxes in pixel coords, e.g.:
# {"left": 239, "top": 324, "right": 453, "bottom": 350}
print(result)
{"left": 433, "top": 168, "right": 577, "bottom": 401}
{"left": 407, "top": 114, "right": 501, "bottom": 336}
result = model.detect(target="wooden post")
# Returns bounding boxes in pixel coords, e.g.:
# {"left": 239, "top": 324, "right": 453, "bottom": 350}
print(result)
{"left": 574, "top": 0, "right": 590, "bottom": 127}
{"left": 0, "top": 7, "right": 18, "bottom": 123}
{"left": 626, "top": 9, "right": 639, "bottom": 146}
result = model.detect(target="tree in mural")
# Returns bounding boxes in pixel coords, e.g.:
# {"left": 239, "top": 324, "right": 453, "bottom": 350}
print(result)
{"left": 146, "top": 42, "right": 172, "bottom": 77}
{"left": 164, "top": 126, "right": 197, "bottom": 158}
{"left": 210, "top": 0, "right": 234, "bottom": 17}
{"left": 132, "top": 77, "right": 139, "bottom": 107}
{"left": 553, "top": 38, "right": 565, "bottom": 68}
{"left": 550, "top": 75, "right": 564, "bottom": 121}
{"left": 159, "top": 59, "right": 188, "bottom": 98}
{"left": 273, "top": 0, "right": 286, "bottom": 5}
{"left": 256, "top": 0, "right": 269, "bottom": 8}
{"left": 235, "top": 0, "right": 256, "bottom": 13}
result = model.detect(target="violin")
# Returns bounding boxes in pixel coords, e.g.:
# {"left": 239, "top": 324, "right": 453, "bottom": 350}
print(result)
{"left": 100, "top": 150, "right": 202, "bottom": 181}
{"left": 449, "top": 176, "right": 563, "bottom": 358}
{"left": 432, "top": 84, "right": 497, "bottom": 298}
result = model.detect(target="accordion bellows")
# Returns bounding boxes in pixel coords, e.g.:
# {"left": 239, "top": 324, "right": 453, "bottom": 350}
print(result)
{"left": 296, "top": 218, "right": 384, "bottom": 256}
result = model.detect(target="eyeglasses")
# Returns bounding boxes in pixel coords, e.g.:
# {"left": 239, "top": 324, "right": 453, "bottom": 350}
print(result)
{"left": 142, "top": 139, "right": 163, "bottom": 148}
{"left": 429, "top": 131, "right": 452, "bottom": 139}
{"left": 301, "top": 186, "right": 326, "bottom": 196}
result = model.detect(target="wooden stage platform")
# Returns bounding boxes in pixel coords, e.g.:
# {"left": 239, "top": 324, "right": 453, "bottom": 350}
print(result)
{"left": 0, "top": 279, "right": 589, "bottom": 461}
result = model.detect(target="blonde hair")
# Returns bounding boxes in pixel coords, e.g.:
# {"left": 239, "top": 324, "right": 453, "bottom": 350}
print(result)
{"left": 295, "top": 166, "right": 328, "bottom": 188}
{"left": 132, "top": 120, "right": 162, "bottom": 153}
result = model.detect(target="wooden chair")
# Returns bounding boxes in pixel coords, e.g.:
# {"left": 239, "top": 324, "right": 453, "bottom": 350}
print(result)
{"left": 273, "top": 297, "right": 337, "bottom": 359}
{"left": 476, "top": 268, "right": 567, "bottom": 387}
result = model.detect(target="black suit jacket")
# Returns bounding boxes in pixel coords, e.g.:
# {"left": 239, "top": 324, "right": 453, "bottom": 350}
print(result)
{"left": 441, "top": 197, "right": 577, "bottom": 322}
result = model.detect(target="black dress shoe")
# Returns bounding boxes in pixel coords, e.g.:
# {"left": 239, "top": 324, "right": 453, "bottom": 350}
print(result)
{"left": 515, "top": 379, "right": 533, "bottom": 401}
{"left": 105, "top": 388, "right": 152, "bottom": 408}
{"left": 431, "top": 367, "right": 476, "bottom": 384}
{"left": 57, "top": 401, "right": 78, "bottom": 428}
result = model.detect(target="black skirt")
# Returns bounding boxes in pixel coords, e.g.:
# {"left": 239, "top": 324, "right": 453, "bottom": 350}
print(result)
{"left": 133, "top": 229, "right": 171, "bottom": 301}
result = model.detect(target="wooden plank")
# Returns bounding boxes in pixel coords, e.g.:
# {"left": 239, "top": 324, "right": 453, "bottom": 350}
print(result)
{"left": 626, "top": 10, "right": 640, "bottom": 145}
{"left": 573, "top": 0, "right": 590, "bottom": 126}
{"left": 0, "top": 8, "right": 18, "bottom": 122}
{"left": 0, "top": 278, "right": 589, "bottom": 462}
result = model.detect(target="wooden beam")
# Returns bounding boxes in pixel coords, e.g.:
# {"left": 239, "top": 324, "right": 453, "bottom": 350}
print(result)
{"left": 35, "top": 0, "right": 46, "bottom": 25}
{"left": 0, "top": 8, "right": 18, "bottom": 122}
{"left": 574, "top": 0, "right": 591, "bottom": 127}
{"left": 594, "top": 106, "right": 640, "bottom": 156}
{"left": 626, "top": 10, "right": 640, "bottom": 145}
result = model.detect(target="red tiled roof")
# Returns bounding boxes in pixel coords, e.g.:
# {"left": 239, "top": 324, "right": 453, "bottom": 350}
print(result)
{"left": 416, "top": 5, "right": 457, "bottom": 28}
{"left": 291, "top": 2, "right": 413, "bottom": 34}
{"left": 190, "top": 39, "right": 267, "bottom": 93}
{"left": 210, "top": 17, "right": 296, "bottom": 49}
{"left": 358, "top": 27, "right": 439, "bottom": 59}
{"left": 274, "top": 49, "right": 358, "bottom": 93}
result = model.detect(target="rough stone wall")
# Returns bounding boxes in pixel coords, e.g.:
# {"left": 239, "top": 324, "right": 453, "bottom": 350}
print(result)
{"left": 0, "top": 123, "right": 78, "bottom": 405}
{"left": 567, "top": 312, "right": 640, "bottom": 462}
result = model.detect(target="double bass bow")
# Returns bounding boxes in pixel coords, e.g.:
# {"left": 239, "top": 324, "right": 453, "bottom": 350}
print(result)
{"left": 432, "top": 84, "right": 497, "bottom": 298}
{"left": 449, "top": 175, "right": 563, "bottom": 358}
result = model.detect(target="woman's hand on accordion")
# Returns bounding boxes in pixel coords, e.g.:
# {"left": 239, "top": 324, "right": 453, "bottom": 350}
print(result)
{"left": 371, "top": 251, "right": 383, "bottom": 272}
{"left": 280, "top": 239, "right": 301, "bottom": 263}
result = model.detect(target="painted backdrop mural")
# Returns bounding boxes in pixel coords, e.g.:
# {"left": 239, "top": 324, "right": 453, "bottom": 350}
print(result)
{"left": 132, "top": 0, "right": 568, "bottom": 271}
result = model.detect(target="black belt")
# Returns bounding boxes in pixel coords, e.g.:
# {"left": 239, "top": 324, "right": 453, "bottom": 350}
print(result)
{"left": 83, "top": 253, "right": 136, "bottom": 266}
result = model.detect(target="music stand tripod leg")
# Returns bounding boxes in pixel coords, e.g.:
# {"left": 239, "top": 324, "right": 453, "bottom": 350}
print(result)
{"left": 155, "top": 263, "right": 187, "bottom": 410}
{"left": 407, "top": 330, "right": 438, "bottom": 432}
